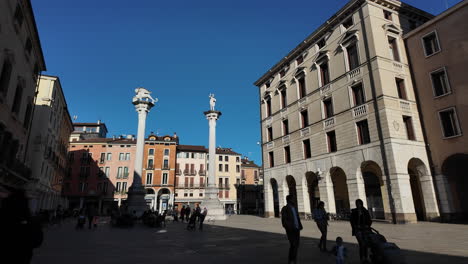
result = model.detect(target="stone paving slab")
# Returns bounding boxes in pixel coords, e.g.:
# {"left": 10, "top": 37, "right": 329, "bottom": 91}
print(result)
{"left": 32, "top": 215, "right": 468, "bottom": 264}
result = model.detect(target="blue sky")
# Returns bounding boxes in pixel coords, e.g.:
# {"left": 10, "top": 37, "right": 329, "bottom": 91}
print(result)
{"left": 32, "top": 0, "right": 459, "bottom": 165}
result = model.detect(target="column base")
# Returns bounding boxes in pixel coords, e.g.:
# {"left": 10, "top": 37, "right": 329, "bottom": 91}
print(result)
{"left": 200, "top": 186, "right": 227, "bottom": 220}
{"left": 126, "top": 185, "right": 148, "bottom": 217}
{"left": 264, "top": 211, "right": 276, "bottom": 218}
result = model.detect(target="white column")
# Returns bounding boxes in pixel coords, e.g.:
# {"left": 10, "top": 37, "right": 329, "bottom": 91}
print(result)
{"left": 208, "top": 116, "right": 217, "bottom": 191}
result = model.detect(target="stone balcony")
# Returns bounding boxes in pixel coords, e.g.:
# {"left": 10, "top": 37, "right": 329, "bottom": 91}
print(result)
{"left": 353, "top": 104, "right": 367, "bottom": 118}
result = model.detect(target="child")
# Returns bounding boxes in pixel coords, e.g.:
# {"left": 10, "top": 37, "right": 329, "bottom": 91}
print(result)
{"left": 331, "top": 236, "right": 347, "bottom": 264}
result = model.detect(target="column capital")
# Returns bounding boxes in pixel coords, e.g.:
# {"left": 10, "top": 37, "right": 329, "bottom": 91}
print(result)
{"left": 134, "top": 101, "right": 154, "bottom": 113}
{"left": 204, "top": 110, "right": 222, "bottom": 120}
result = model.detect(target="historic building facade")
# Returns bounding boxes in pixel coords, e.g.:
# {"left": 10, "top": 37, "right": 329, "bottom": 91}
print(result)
{"left": 26, "top": 75, "right": 73, "bottom": 213}
{"left": 236, "top": 158, "right": 264, "bottom": 215}
{"left": 255, "top": 0, "right": 439, "bottom": 223}
{"left": 174, "top": 145, "right": 208, "bottom": 209}
{"left": 214, "top": 148, "right": 242, "bottom": 213}
{"left": 142, "top": 134, "right": 178, "bottom": 212}
{"left": 404, "top": 0, "right": 468, "bottom": 222}
{"left": 0, "top": 0, "right": 46, "bottom": 199}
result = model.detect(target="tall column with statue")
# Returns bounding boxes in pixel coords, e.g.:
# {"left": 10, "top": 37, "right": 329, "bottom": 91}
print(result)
{"left": 126, "top": 87, "right": 157, "bottom": 216}
{"left": 201, "top": 94, "right": 227, "bottom": 220}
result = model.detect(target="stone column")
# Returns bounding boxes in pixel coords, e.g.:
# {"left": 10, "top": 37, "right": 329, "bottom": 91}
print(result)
{"left": 389, "top": 173, "right": 417, "bottom": 223}
{"left": 434, "top": 173, "right": 455, "bottom": 221}
{"left": 297, "top": 183, "right": 310, "bottom": 217}
{"left": 264, "top": 180, "right": 275, "bottom": 217}
{"left": 420, "top": 175, "right": 440, "bottom": 221}
{"left": 319, "top": 176, "right": 336, "bottom": 214}
{"left": 127, "top": 88, "right": 156, "bottom": 216}
{"left": 347, "top": 172, "right": 368, "bottom": 209}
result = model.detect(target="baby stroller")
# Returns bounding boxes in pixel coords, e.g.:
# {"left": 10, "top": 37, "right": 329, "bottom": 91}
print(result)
{"left": 187, "top": 213, "right": 197, "bottom": 231}
{"left": 366, "top": 228, "right": 406, "bottom": 264}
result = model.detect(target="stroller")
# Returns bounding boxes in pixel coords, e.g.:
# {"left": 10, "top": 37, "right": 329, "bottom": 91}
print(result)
{"left": 365, "top": 228, "right": 406, "bottom": 264}
{"left": 187, "top": 213, "right": 197, "bottom": 231}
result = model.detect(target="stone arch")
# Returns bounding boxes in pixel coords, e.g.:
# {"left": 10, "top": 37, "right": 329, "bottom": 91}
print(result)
{"left": 442, "top": 153, "right": 468, "bottom": 220}
{"left": 305, "top": 172, "right": 320, "bottom": 212}
{"left": 361, "top": 161, "right": 386, "bottom": 219}
{"left": 156, "top": 188, "right": 171, "bottom": 212}
{"left": 146, "top": 188, "right": 155, "bottom": 195}
{"left": 286, "top": 175, "right": 298, "bottom": 207}
{"left": 408, "top": 158, "right": 430, "bottom": 221}
{"left": 330, "top": 167, "right": 350, "bottom": 214}
{"left": 270, "top": 178, "right": 280, "bottom": 217}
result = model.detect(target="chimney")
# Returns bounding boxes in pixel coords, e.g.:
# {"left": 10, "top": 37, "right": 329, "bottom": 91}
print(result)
{"left": 173, "top": 132, "right": 177, "bottom": 138}
{"left": 112, "top": 135, "right": 116, "bottom": 140}
{"left": 97, "top": 120, "right": 101, "bottom": 124}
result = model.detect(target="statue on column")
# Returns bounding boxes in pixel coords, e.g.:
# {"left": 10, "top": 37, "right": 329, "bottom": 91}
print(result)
{"left": 133, "top": 87, "right": 156, "bottom": 104}
{"left": 209, "top": 93, "right": 216, "bottom": 111}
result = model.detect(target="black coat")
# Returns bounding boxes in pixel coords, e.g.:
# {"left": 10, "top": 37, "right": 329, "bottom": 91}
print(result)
{"left": 281, "top": 204, "right": 303, "bottom": 232}
{"left": 350, "top": 208, "right": 372, "bottom": 236}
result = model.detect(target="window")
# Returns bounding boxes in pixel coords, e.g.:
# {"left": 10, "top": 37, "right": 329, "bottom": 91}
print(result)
{"left": 190, "top": 164, "right": 195, "bottom": 174}
{"left": 431, "top": 68, "right": 451, "bottom": 97}
{"left": 146, "top": 173, "right": 153, "bottom": 184}
{"left": 347, "top": 43, "right": 359, "bottom": 70}
{"left": 149, "top": 149, "right": 155, "bottom": 156}
{"left": 403, "top": 116, "right": 415, "bottom": 140}
{"left": 323, "top": 98, "right": 334, "bottom": 118}
{"left": 236, "top": 165, "right": 240, "bottom": 173}
{"left": 219, "top": 164, "right": 223, "bottom": 172}
{"left": 122, "top": 182, "right": 127, "bottom": 193}
{"left": 224, "top": 164, "right": 229, "bottom": 172}
{"left": 317, "top": 38, "right": 326, "bottom": 49}
{"left": 117, "top": 167, "right": 123, "bottom": 179}
{"left": 265, "top": 97, "right": 272, "bottom": 117}
{"left": 319, "top": 62, "right": 330, "bottom": 86}
{"left": 356, "top": 120, "right": 371, "bottom": 145}
{"left": 25, "top": 38, "right": 32, "bottom": 55}
{"left": 282, "top": 119, "right": 289, "bottom": 135}
{"left": 352, "top": 83, "right": 365, "bottom": 106}
{"left": 280, "top": 68, "right": 286, "bottom": 78}
{"left": 160, "top": 148, "right": 168, "bottom": 156}
{"left": 439, "top": 108, "right": 462, "bottom": 138}
{"left": 298, "top": 77, "right": 306, "bottom": 99}
{"left": 191, "top": 153, "right": 195, "bottom": 159}
{"left": 219, "top": 156, "right": 223, "bottom": 161}
{"left": 280, "top": 89, "right": 287, "bottom": 108}
{"left": 11, "top": 84, "right": 23, "bottom": 114}
{"left": 268, "top": 151, "right": 274, "bottom": 167}
{"left": 100, "top": 153, "right": 105, "bottom": 163}
{"left": 343, "top": 17, "right": 353, "bottom": 30}
{"left": 116, "top": 182, "right": 121, "bottom": 192}
{"left": 225, "top": 156, "right": 229, "bottom": 162}
{"left": 395, "top": 78, "right": 407, "bottom": 100}
{"left": 185, "top": 152, "right": 190, "bottom": 158}
{"left": 14, "top": 4, "right": 24, "bottom": 27}
{"left": 184, "top": 193, "right": 188, "bottom": 197}
{"left": 199, "top": 193, "right": 204, "bottom": 197}
{"left": 284, "top": 146, "right": 291, "bottom": 163}
{"left": 296, "top": 55, "right": 304, "bottom": 65}
{"left": 79, "top": 182, "right": 86, "bottom": 192}
{"left": 162, "top": 173, "right": 168, "bottom": 185}
{"left": 123, "top": 167, "right": 129, "bottom": 178}
{"left": 327, "top": 131, "right": 337, "bottom": 152}
{"left": 267, "top": 127, "right": 273, "bottom": 141}
{"left": 147, "top": 159, "right": 154, "bottom": 169}
{"left": 236, "top": 157, "right": 240, "bottom": 162}
{"left": 383, "top": 10, "right": 392, "bottom": 21}
{"left": 0, "top": 59, "right": 13, "bottom": 95}
{"left": 388, "top": 37, "right": 400, "bottom": 62}
{"left": 106, "top": 153, "right": 112, "bottom": 161}
{"left": 125, "top": 153, "right": 130, "bottom": 160}
{"left": 303, "top": 139, "right": 311, "bottom": 159}
{"left": 422, "top": 32, "right": 440, "bottom": 57}
{"left": 119, "top": 153, "right": 124, "bottom": 160}
{"left": 104, "top": 167, "right": 110, "bottom": 177}
{"left": 163, "top": 159, "right": 169, "bottom": 169}
{"left": 300, "top": 110, "right": 309, "bottom": 128}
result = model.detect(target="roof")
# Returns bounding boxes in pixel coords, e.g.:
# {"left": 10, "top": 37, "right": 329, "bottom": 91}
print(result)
{"left": 70, "top": 138, "right": 136, "bottom": 144}
{"left": 146, "top": 134, "right": 179, "bottom": 143}
{"left": 216, "top": 148, "right": 241, "bottom": 156}
{"left": 74, "top": 122, "right": 105, "bottom": 126}
{"left": 177, "top": 145, "right": 208, "bottom": 153}
{"left": 241, "top": 158, "right": 260, "bottom": 168}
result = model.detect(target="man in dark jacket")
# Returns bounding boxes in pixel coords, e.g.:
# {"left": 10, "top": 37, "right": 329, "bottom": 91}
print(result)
{"left": 281, "top": 195, "right": 303, "bottom": 264}
{"left": 350, "top": 199, "right": 372, "bottom": 263}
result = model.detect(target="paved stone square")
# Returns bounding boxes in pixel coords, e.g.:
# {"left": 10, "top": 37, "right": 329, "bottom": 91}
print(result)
{"left": 32, "top": 215, "right": 468, "bottom": 264}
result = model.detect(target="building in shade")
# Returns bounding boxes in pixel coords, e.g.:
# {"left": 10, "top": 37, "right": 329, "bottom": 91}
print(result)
{"left": 142, "top": 133, "right": 178, "bottom": 212}
{"left": 404, "top": 0, "right": 468, "bottom": 222}
{"left": 236, "top": 157, "right": 264, "bottom": 215}
{"left": 254, "top": 0, "right": 439, "bottom": 223}
{"left": 0, "top": 0, "right": 46, "bottom": 199}
{"left": 70, "top": 121, "right": 108, "bottom": 141}
{"left": 174, "top": 145, "right": 208, "bottom": 210}
{"left": 65, "top": 136, "right": 136, "bottom": 213}
{"left": 214, "top": 148, "right": 242, "bottom": 214}
{"left": 26, "top": 75, "right": 73, "bottom": 213}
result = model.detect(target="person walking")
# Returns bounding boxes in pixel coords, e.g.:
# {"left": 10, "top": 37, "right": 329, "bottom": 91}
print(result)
{"left": 313, "top": 201, "right": 329, "bottom": 252}
{"left": 86, "top": 205, "right": 96, "bottom": 229}
{"left": 0, "top": 190, "right": 43, "bottom": 264}
{"left": 199, "top": 207, "right": 208, "bottom": 231}
{"left": 281, "top": 195, "right": 303, "bottom": 264}
{"left": 350, "top": 199, "right": 372, "bottom": 264}
{"left": 195, "top": 205, "right": 201, "bottom": 221}
{"left": 185, "top": 206, "right": 191, "bottom": 222}
{"left": 180, "top": 205, "right": 186, "bottom": 222}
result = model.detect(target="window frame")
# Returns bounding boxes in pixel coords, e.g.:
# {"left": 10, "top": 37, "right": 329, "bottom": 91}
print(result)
{"left": 395, "top": 77, "right": 407, "bottom": 100}
{"left": 302, "top": 139, "right": 311, "bottom": 159}
{"left": 403, "top": 115, "right": 416, "bottom": 141}
{"left": 322, "top": 97, "right": 334, "bottom": 119}
{"left": 351, "top": 82, "right": 366, "bottom": 107}
{"left": 421, "top": 30, "right": 441, "bottom": 58}
{"left": 356, "top": 119, "right": 371, "bottom": 145}
{"left": 430, "top": 67, "right": 452, "bottom": 98}
{"left": 284, "top": 146, "right": 291, "bottom": 164}
{"left": 387, "top": 35, "right": 401, "bottom": 62}
{"left": 327, "top": 131, "right": 337, "bottom": 153}
{"left": 438, "top": 107, "right": 462, "bottom": 139}
{"left": 344, "top": 41, "right": 360, "bottom": 71}
{"left": 300, "top": 109, "right": 309, "bottom": 128}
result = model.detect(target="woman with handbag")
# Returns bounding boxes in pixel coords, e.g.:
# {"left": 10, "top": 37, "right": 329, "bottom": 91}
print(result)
{"left": 313, "top": 201, "right": 329, "bottom": 252}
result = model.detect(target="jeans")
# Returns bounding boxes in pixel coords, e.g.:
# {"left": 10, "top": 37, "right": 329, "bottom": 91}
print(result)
{"left": 286, "top": 229, "right": 300, "bottom": 264}
{"left": 355, "top": 231, "right": 368, "bottom": 261}
{"left": 316, "top": 221, "right": 327, "bottom": 251}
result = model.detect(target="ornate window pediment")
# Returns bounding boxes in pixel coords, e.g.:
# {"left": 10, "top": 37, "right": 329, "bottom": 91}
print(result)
{"left": 294, "top": 67, "right": 306, "bottom": 77}
{"left": 383, "top": 23, "right": 402, "bottom": 35}
{"left": 338, "top": 30, "right": 359, "bottom": 46}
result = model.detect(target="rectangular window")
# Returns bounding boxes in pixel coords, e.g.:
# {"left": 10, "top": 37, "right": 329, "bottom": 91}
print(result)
{"left": 164, "top": 149, "right": 169, "bottom": 156}
{"left": 384, "top": 10, "right": 392, "bottom": 21}
{"left": 185, "top": 152, "right": 189, "bottom": 158}
{"left": 282, "top": 119, "right": 289, "bottom": 135}
{"left": 224, "top": 164, "right": 229, "bottom": 172}
{"left": 388, "top": 37, "right": 400, "bottom": 62}
{"left": 266, "top": 98, "right": 272, "bottom": 117}
{"left": 320, "top": 62, "right": 330, "bottom": 85}
{"left": 11, "top": 84, "right": 23, "bottom": 114}
{"left": 323, "top": 98, "right": 334, "bottom": 118}
{"left": 190, "top": 164, "right": 195, "bottom": 174}
{"left": 300, "top": 110, "right": 309, "bottom": 128}
{"left": 352, "top": 83, "right": 365, "bottom": 106}
{"left": 117, "top": 167, "right": 123, "bottom": 179}
{"left": 356, "top": 120, "right": 371, "bottom": 145}
{"left": 105, "top": 167, "right": 110, "bottom": 177}
{"left": 268, "top": 151, "right": 274, "bottom": 167}
{"left": 0, "top": 59, "right": 13, "bottom": 95}
{"left": 327, "top": 131, "right": 337, "bottom": 152}
{"left": 225, "top": 156, "right": 229, "bottom": 162}
{"left": 439, "top": 108, "right": 462, "bottom": 138}
{"left": 14, "top": 4, "right": 24, "bottom": 27}
{"left": 403, "top": 116, "right": 416, "bottom": 140}
{"left": 422, "top": 32, "right": 440, "bottom": 57}
{"left": 219, "top": 156, "right": 223, "bottom": 161}
{"left": 280, "top": 69, "right": 286, "bottom": 78}
{"left": 148, "top": 159, "right": 154, "bottom": 169}
{"left": 395, "top": 78, "right": 407, "bottom": 100}
{"left": 162, "top": 173, "right": 168, "bottom": 185}
{"left": 122, "top": 182, "right": 127, "bottom": 193}
{"left": 298, "top": 77, "right": 306, "bottom": 99}
{"left": 146, "top": 173, "right": 153, "bottom": 184}
{"left": 284, "top": 146, "right": 291, "bottom": 164}
{"left": 116, "top": 182, "right": 121, "bottom": 192}
{"left": 219, "top": 164, "right": 223, "bottom": 172}
{"left": 125, "top": 153, "right": 130, "bottom": 160}
{"left": 236, "top": 165, "right": 240, "bottom": 173}
{"left": 219, "top": 178, "right": 223, "bottom": 188}
{"left": 267, "top": 127, "right": 273, "bottom": 141}
{"left": 347, "top": 43, "right": 359, "bottom": 70}
{"left": 106, "top": 153, "right": 112, "bottom": 161}
{"left": 303, "top": 139, "right": 311, "bottom": 159}
{"left": 123, "top": 167, "right": 129, "bottom": 178}
{"left": 431, "top": 69, "right": 451, "bottom": 97}
{"left": 280, "top": 89, "right": 287, "bottom": 109}
{"left": 100, "top": 153, "right": 105, "bottom": 163}
{"left": 119, "top": 153, "right": 124, "bottom": 160}
{"left": 236, "top": 156, "right": 240, "bottom": 162}
{"left": 163, "top": 159, "right": 169, "bottom": 169}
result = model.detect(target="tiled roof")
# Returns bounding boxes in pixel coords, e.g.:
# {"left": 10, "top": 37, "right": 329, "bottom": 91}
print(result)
{"left": 241, "top": 159, "right": 260, "bottom": 168}
{"left": 216, "top": 148, "right": 241, "bottom": 156}
{"left": 177, "top": 145, "right": 208, "bottom": 152}
{"left": 70, "top": 138, "right": 136, "bottom": 144}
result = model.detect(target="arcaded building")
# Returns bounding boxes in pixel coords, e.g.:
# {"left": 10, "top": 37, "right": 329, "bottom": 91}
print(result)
{"left": 255, "top": 0, "right": 439, "bottom": 223}
{"left": 404, "top": 1, "right": 468, "bottom": 222}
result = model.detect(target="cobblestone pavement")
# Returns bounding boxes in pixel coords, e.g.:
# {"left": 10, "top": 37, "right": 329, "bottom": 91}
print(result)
{"left": 32, "top": 215, "right": 468, "bottom": 264}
